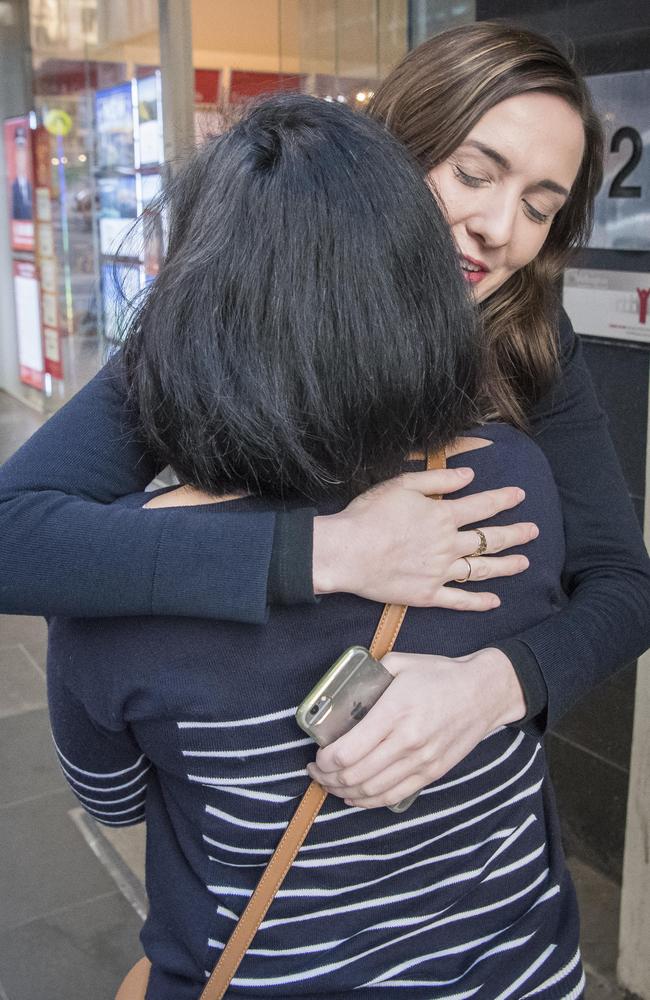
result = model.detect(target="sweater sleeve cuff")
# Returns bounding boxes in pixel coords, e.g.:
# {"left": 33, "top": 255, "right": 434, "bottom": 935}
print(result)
{"left": 267, "top": 508, "right": 317, "bottom": 606}
{"left": 492, "top": 638, "right": 549, "bottom": 731}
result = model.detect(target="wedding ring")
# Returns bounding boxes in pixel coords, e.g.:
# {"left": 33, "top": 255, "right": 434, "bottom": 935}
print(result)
{"left": 468, "top": 528, "right": 487, "bottom": 558}
{"left": 454, "top": 557, "right": 472, "bottom": 584}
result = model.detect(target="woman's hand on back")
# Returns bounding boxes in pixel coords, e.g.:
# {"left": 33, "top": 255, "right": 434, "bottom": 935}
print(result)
{"left": 307, "top": 647, "right": 527, "bottom": 809}
{"left": 312, "top": 468, "right": 538, "bottom": 611}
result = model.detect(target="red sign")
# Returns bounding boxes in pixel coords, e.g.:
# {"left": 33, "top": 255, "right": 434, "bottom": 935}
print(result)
{"left": 4, "top": 116, "right": 35, "bottom": 252}
{"left": 230, "top": 71, "right": 304, "bottom": 102}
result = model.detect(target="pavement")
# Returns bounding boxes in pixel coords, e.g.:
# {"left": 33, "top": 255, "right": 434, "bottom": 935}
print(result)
{"left": 0, "top": 388, "right": 637, "bottom": 999}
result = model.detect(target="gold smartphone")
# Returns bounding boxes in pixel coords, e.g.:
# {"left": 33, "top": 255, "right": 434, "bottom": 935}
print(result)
{"left": 296, "top": 646, "right": 418, "bottom": 813}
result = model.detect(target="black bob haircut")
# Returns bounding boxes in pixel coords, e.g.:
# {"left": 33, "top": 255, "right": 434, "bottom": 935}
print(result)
{"left": 122, "top": 93, "right": 479, "bottom": 502}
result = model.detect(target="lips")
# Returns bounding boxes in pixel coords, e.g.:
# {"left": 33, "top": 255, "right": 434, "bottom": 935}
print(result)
{"left": 459, "top": 254, "right": 489, "bottom": 285}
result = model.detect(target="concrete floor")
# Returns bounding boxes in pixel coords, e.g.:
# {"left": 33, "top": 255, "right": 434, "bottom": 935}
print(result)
{"left": 0, "top": 388, "right": 636, "bottom": 999}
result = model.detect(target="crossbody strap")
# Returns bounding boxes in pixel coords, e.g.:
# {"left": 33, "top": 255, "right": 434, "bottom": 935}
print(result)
{"left": 200, "top": 448, "right": 446, "bottom": 999}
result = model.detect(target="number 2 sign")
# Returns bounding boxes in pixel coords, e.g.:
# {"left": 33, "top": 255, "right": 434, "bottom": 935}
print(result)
{"left": 588, "top": 70, "right": 649, "bottom": 251}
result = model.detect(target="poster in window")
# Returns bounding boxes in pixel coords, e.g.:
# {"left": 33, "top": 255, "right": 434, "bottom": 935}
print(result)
{"left": 4, "top": 117, "right": 34, "bottom": 252}
{"left": 137, "top": 74, "right": 163, "bottom": 167}
{"left": 101, "top": 261, "right": 141, "bottom": 342}
{"left": 13, "top": 260, "right": 44, "bottom": 389}
{"left": 97, "top": 174, "right": 138, "bottom": 256}
{"left": 96, "top": 82, "right": 135, "bottom": 170}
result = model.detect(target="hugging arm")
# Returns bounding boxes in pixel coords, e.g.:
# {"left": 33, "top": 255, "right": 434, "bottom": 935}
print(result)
{"left": 0, "top": 355, "right": 281, "bottom": 622}
{"left": 494, "top": 310, "right": 650, "bottom": 729}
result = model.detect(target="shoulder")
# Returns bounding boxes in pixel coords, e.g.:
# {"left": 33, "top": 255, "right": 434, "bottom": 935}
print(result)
{"left": 557, "top": 305, "right": 578, "bottom": 368}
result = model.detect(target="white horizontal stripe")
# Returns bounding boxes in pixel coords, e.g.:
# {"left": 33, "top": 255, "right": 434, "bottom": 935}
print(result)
{"left": 372, "top": 987, "right": 480, "bottom": 998}
{"left": 205, "top": 791, "right": 538, "bottom": 865}
{"left": 188, "top": 767, "right": 306, "bottom": 787}
{"left": 208, "top": 855, "right": 267, "bottom": 868}
{"left": 521, "top": 948, "right": 581, "bottom": 998}
{"left": 71, "top": 784, "right": 147, "bottom": 806}
{"left": 203, "top": 834, "right": 273, "bottom": 856}
{"left": 559, "top": 970, "right": 586, "bottom": 1000}
{"left": 366, "top": 933, "right": 533, "bottom": 989}
{"left": 231, "top": 925, "right": 530, "bottom": 988}
{"left": 205, "top": 805, "right": 290, "bottom": 831}
{"left": 53, "top": 738, "right": 145, "bottom": 778}
{"left": 224, "top": 823, "right": 538, "bottom": 924}
{"left": 58, "top": 761, "right": 151, "bottom": 793}
{"left": 93, "top": 812, "right": 146, "bottom": 826}
{"left": 212, "top": 869, "right": 551, "bottom": 960}
{"left": 177, "top": 706, "right": 296, "bottom": 729}
{"left": 203, "top": 751, "right": 541, "bottom": 848}
{"left": 485, "top": 844, "right": 546, "bottom": 881}
{"left": 298, "top": 771, "right": 544, "bottom": 854}
{"left": 183, "top": 737, "right": 313, "bottom": 759}
{"left": 291, "top": 826, "right": 516, "bottom": 868}
{"left": 87, "top": 801, "right": 146, "bottom": 817}
{"left": 207, "top": 785, "right": 299, "bottom": 804}
{"left": 268, "top": 826, "right": 533, "bottom": 900}
{"left": 493, "top": 943, "right": 556, "bottom": 1000}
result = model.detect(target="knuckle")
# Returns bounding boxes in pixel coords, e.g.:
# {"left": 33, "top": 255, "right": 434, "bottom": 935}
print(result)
{"left": 331, "top": 750, "right": 350, "bottom": 770}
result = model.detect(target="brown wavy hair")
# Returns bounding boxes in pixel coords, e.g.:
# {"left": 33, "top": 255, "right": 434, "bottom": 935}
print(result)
{"left": 368, "top": 21, "right": 604, "bottom": 426}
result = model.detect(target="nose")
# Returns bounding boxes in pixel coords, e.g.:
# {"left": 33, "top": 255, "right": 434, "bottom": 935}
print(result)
{"left": 466, "top": 192, "right": 518, "bottom": 250}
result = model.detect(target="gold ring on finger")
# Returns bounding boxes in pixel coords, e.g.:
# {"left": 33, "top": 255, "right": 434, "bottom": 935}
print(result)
{"left": 454, "top": 557, "right": 473, "bottom": 584}
{"left": 468, "top": 527, "right": 487, "bottom": 558}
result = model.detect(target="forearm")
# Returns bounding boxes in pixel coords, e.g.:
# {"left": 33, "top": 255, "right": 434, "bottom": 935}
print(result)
{"left": 0, "top": 355, "right": 307, "bottom": 621}
{"left": 505, "top": 566, "right": 650, "bottom": 729}
{"left": 0, "top": 489, "right": 277, "bottom": 620}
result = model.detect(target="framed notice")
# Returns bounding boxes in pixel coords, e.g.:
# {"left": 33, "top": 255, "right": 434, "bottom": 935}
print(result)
{"left": 563, "top": 268, "right": 650, "bottom": 344}
{"left": 4, "top": 117, "right": 34, "bottom": 252}
{"left": 588, "top": 70, "right": 650, "bottom": 251}
{"left": 13, "top": 260, "right": 44, "bottom": 389}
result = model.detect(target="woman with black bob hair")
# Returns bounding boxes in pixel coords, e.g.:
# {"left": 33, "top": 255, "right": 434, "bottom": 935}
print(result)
{"left": 122, "top": 93, "right": 477, "bottom": 501}
{"left": 49, "top": 95, "right": 584, "bottom": 998}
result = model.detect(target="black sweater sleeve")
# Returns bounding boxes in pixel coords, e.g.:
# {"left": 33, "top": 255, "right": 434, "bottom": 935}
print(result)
{"left": 493, "top": 308, "right": 650, "bottom": 729}
{"left": 0, "top": 355, "right": 315, "bottom": 621}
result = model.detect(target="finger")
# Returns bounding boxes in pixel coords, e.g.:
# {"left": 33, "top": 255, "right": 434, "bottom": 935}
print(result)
{"left": 315, "top": 708, "right": 393, "bottom": 774}
{"left": 433, "top": 586, "right": 501, "bottom": 611}
{"left": 344, "top": 774, "right": 425, "bottom": 811}
{"left": 316, "top": 733, "right": 414, "bottom": 792}
{"left": 310, "top": 753, "right": 415, "bottom": 801}
{"left": 449, "top": 487, "right": 525, "bottom": 528}
{"left": 447, "top": 554, "right": 529, "bottom": 584}
{"left": 455, "top": 523, "right": 538, "bottom": 556}
{"left": 396, "top": 467, "right": 474, "bottom": 496}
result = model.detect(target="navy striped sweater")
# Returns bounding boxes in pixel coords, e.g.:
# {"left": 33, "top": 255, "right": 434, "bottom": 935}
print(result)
{"left": 47, "top": 424, "right": 584, "bottom": 999}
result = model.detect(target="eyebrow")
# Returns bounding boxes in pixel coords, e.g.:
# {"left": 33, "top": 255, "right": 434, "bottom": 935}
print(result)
{"left": 464, "top": 140, "right": 570, "bottom": 198}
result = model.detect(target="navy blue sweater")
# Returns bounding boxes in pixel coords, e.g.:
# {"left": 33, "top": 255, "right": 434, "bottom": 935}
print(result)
{"left": 48, "top": 426, "right": 584, "bottom": 999}
{"left": 2, "top": 309, "right": 650, "bottom": 729}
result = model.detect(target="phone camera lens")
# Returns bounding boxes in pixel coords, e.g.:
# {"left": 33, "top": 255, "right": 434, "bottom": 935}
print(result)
{"left": 309, "top": 704, "right": 319, "bottom": 715}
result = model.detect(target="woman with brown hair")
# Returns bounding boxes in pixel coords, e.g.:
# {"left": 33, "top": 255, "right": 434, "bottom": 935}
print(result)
{"left": 309, "top": 20, "right": 650, "bottom": 813}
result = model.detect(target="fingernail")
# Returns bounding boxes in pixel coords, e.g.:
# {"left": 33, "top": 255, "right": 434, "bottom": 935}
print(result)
{"left": 490, "top": 596, "right": 501, "bottom": 608}
{"left": 517, "top": 489, "right": 526, "bottom": 501}
{"left": 530, "top": 526, "right": 539, "bottom": 539}
{"left": 456, "top": 467, "right": 473, "bottom": 477}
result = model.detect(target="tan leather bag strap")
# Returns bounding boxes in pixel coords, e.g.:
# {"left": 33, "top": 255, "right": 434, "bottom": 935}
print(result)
{"left": 199, "top": 448, "right": 446, "bottom": 1000}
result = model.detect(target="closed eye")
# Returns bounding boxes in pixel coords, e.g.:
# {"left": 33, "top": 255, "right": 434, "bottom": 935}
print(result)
{"left": 523, "top": 201, "right": 550, "bottom": 225}
{"left": 452, "top": 164, "right": 485, "bottom": 189}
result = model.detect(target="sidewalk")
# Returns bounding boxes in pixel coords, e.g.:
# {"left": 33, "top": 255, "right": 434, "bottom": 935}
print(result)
{"left": 0, "top": 388, "right": 635, "bottom": 999}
